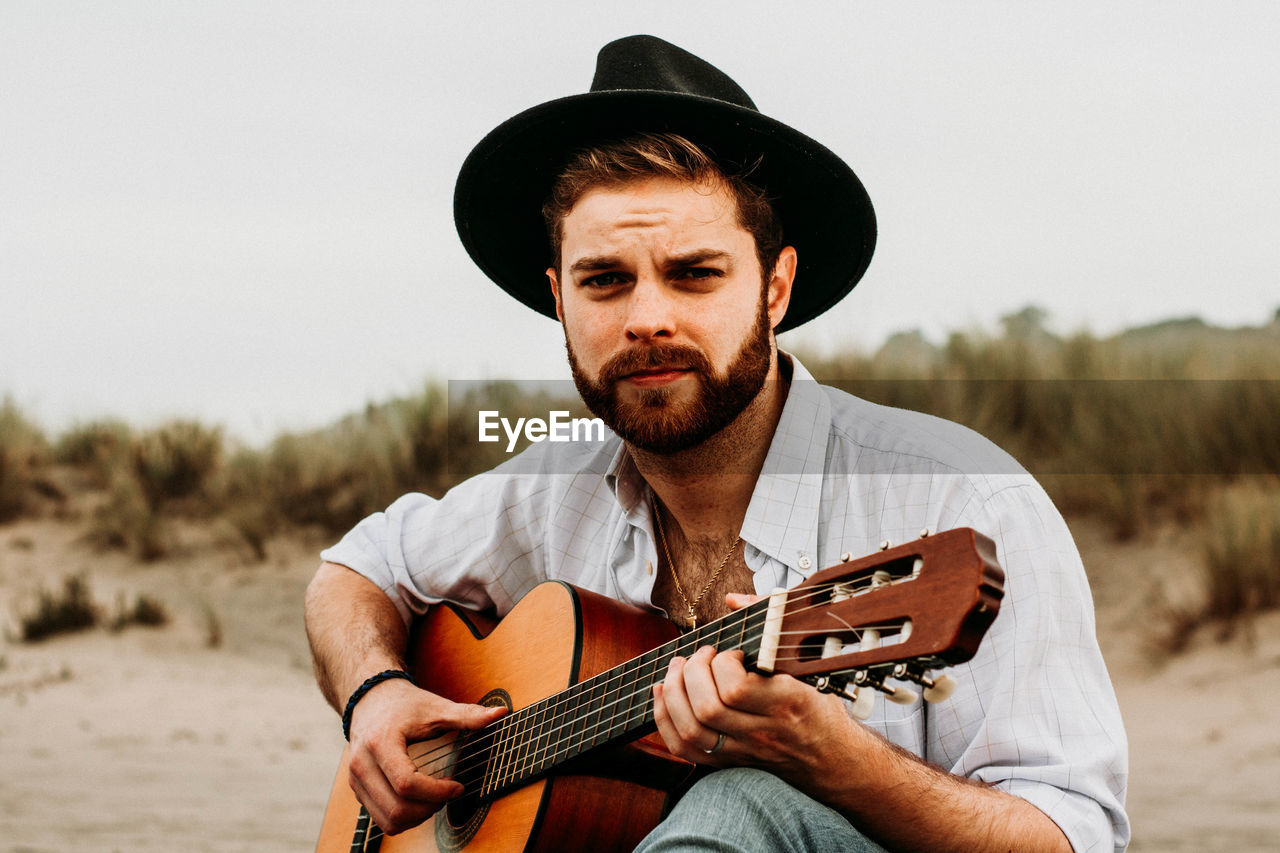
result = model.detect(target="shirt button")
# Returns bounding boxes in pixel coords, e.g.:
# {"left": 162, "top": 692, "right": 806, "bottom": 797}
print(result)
{"left": 645, "top": 559, "right": 653, "bottom": 575}
{"left": 798, "top": 553, "right": 812, "bottom": 570}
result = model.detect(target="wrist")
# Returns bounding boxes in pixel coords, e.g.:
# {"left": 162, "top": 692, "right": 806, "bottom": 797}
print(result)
{"left": 342, "top": 668, "right": 415, "bottom": 740}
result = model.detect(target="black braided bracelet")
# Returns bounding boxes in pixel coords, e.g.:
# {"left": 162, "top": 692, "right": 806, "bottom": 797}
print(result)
{"left": 342, "top": 668, "right": 415, "bottom": 741}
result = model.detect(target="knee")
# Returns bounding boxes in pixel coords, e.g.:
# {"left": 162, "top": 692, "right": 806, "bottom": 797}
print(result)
{"left": 684, "top": 767, "right": 791, "bottom": 815}
{"left": 637, "top": 768, "right": 877, "bottom": 853}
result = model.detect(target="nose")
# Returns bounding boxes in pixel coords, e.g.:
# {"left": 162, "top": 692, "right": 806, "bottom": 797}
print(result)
{"left": 623, "top": 278, "right": 676, "bottom": 342}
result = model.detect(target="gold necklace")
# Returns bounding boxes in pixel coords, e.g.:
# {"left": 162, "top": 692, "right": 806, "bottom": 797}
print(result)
{"left": 652, "top": 500, "right": 741, "bottom": 630}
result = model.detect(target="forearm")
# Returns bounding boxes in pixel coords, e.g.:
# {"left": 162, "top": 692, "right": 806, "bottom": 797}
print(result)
{"left": 304, "top": 561, "right": 410, "bottom": 712}
{"left": 810, "top": 723, "right": 1071, "bottom": 853}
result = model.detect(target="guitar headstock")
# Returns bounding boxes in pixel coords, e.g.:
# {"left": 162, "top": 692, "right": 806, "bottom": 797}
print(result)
{"left": 755, "top": 527, "right": 1003, "bottom": 716}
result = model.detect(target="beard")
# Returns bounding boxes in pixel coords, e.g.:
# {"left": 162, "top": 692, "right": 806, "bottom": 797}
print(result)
{"left": 565, "top": 300, "right": 772, "bottom": 455}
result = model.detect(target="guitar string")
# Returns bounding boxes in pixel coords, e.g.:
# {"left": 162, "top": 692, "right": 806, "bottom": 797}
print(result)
{"left": 410, "top": 575, "right": 917, "bottom": 789}
{"left": 417, "top": 577, "right": 924, "bottom": 791}
{"left": 433, "top": 616, "right": 915, "bottom": 795}
{"left": 422, "top": 605, "right": 916, "bottom": 793}
{"left": 402, "top": 578, "right": 857, "bottom": 775}
{"left": 413, "top": 605, "right": 761, "bottom": 790}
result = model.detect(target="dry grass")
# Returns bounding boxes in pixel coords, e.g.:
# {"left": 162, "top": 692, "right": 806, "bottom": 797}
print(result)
{"left": 3, "top": 308, "right": 1279, "bottom": 650}
{"left": 17, "top": 575, "right": 99, "bottom": 642}
{"left": 108, "top": 592, "right": 170, "bottom": 632}
{"left": 1202, "top": 480, "right": 1280, "bottom": 621}
{"left": 0, "top": 396, "right": 49, "bottom": 522}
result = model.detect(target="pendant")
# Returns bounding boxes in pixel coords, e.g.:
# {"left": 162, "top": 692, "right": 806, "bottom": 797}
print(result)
{"left": 688, "top": 608, "right": 697, "bottom": 630}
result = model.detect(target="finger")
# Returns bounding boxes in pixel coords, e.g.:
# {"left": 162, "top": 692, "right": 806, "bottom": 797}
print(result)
{"left": 659, "top": 655, "right": 722, "bottom": 752}
{"left": 403, "top": 695, "right": 506, "bottom": 742}
{"left": 679, "top": 646, "right": 728, "bottom": 722}
{"left": 349, "top": 740, "right": 456, "bottom": 835}
{"left": 724, "top": 592, "right": 761, "bottom": 611}
{"left": 369, "top": 733, "right": 465, "bottom": 804}
{"left": 707, "top": 649, "right": 786, "bottom": 715}
{"left": 653, "top": 681, "right": 723, "bottom": 763}
{"left": 651, "top": 681, "right": 683, "bottom": 756}
{"left": 684, "top": 649, "right": 764, "bottom": 732}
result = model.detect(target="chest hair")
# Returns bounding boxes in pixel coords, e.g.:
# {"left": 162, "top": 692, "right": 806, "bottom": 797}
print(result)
{"left": 651, "top": 534, "right": 755, "bottom": 628}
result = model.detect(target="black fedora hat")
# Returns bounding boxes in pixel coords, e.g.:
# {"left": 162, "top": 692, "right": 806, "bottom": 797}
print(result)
{"left": 453, "top": 35, "right": 876, "bottom": 334}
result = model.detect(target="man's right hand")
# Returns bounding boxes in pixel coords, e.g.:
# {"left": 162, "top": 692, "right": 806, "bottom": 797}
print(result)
{"left": 344, "top": 677, "right": 507, "bottom": 835}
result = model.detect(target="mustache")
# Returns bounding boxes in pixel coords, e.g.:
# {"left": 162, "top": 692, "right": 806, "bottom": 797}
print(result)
{"left": 598, "top": 344, "right": 714, "bottom": 383}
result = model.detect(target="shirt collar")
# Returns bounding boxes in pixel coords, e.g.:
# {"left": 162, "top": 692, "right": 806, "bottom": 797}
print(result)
{"left": 740, "top": 353, "right": 828, "bottom": 574}
{"left": 603, "top": 352, "right": 831, "bottom": 574}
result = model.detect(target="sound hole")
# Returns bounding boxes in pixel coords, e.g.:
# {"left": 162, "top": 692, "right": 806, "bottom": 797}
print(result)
{"left": 442, "top": 728, "right": 488, "bottom": 828}
{"left": 435, "top": 688, "right": 511, "bottom": 853}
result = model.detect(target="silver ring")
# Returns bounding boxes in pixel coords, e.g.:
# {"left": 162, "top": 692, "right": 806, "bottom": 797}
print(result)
{"left": 704, "top": 731, "right": 727, "bottom": 754}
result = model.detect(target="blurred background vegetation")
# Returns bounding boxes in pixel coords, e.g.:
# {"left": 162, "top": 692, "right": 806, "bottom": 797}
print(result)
{"left": 3, "top": 307, "right": 1278, "bottom": 644}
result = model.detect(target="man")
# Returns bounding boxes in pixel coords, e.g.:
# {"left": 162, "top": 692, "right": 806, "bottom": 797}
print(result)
{"left": 305, "top": 36, "right": 1128, "bottom": 852}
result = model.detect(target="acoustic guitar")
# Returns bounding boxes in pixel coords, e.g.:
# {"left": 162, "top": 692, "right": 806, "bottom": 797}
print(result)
{"left": 317, "top": 527, "right": 1004, "bottom": 853}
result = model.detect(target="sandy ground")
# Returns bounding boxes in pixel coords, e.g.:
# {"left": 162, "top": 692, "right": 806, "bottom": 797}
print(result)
{"left": 2, "top": 513, "right": 1278, "bottom": 852}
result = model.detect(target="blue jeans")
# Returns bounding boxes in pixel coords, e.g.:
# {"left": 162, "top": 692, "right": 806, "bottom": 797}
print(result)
{"left": 634, "top": 768, "right": 888, "bottom": 853}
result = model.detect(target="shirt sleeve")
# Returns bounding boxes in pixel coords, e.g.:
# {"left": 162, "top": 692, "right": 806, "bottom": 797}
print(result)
{"left": 938, "top": 481, "right": 1130, "bottom": 852}
{"left": 319, "top": 469, "right": 553, "bottom": 626}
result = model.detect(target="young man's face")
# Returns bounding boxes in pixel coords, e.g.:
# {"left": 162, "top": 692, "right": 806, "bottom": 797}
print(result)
{"left": 547, "top": 177, "right": 794, "bottom": 453}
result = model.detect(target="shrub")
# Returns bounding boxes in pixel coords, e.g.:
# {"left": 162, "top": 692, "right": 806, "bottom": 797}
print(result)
{"left": 19, "top": 575, "right": 99, "bottom": 641}
{"left": 109, "top": 592, "right": 170, "bottom": 631}
{"left": 131, "top": 421, "right": 223, "bottom": 511}
{"left": 1201, "top": 480, "right": 1280, "bottom": 621}
{"left": 0, "top": 397, "right": 48, "bottom": 522}
{"left": 53, "top": 419, "right": 133, "bottom": 484}
{"left": 86, "top": 467, "right": 168, "bottom": 560}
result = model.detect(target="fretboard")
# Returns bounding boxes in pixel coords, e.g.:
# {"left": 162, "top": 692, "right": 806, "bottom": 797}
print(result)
{"left": 469, "top": 599, "right": 770, "bottom": 801}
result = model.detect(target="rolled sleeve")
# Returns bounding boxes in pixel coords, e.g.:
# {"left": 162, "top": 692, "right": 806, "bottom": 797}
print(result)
{"left": 320, "top": 471, "right": 551, "bottom": 626}
{"left": 944, "top": 483, "right": 1129, "bottom": 852}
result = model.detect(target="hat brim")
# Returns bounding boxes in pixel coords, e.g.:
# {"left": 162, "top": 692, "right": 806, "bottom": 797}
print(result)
{"left": 454, "top": 89, "right": 875, "bottom": 334}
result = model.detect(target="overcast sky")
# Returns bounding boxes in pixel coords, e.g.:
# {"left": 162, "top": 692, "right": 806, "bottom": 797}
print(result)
{"left": 3, "top": 2, "right": 1277, "bottom": 443}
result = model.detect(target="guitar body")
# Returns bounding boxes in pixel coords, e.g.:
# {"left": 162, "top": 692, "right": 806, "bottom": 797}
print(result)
{"left": 317, "top": 528, "right": 1005, "bottom": 853}
{"left": 316, "top": 581, "right": 692, "bottom": 853}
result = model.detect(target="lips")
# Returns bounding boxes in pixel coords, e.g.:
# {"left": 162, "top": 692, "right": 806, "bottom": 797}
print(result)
{"left": 598, "top": 343, "right": 713, "bottom": 386}
{"left": 621, "top": 366, "right": 692, "bottom": 386}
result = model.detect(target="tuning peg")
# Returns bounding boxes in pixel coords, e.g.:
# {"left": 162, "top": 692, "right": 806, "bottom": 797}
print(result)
{"left": 883, "top": 684, "right": 919, "bottom": 705}
{"left": 847, "top": 686, "right": 876, "bottom": 720}
{"left": 921, "top": 673, "right": 957, "bottom": 703}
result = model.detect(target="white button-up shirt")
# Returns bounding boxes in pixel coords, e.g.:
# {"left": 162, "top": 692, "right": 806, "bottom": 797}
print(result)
{"left": 323, "top": 355, "right": 1129, "bottom": 851}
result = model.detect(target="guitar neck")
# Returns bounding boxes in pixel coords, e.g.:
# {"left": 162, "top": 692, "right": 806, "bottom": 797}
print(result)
{"left": 471, "top": 600, "right": 770, "bottom": 801}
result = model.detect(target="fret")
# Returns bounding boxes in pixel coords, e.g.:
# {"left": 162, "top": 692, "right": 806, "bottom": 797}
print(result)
{"left": 528, "top": 694, "right": 553, "bottom": 779}
{"left": 351, "top": 806, "right": 382, "bottom": 852}
{"left": 492, "top": 713, "right": 516, "bottom": 794}
{"left": 567, "top": 679, "right": 593, "bottom": 756}
{"left": 741, "top": 600, "right": 768, "bottom": 664}
{"left": 545, "top": 684, "right": 574, "bottom": 771}
{"left": 584, "top": 673, "right": 608, "bottom": 749}
{"left": 499, "top": 708, "right": 519, "bottom": 792}
{"left": 481, "top": 716, "right": 500, "bottom": 796}
{"left": 603, "top": 660, "right": 629, "bottom": 743}
{"left": 500, "top": 709, "right": 522, "bottom": 790}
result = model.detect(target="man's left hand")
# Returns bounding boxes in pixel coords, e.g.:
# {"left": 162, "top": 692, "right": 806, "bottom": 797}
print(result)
{"left": 651, "top": 593, "right": 855, "bottom": 782}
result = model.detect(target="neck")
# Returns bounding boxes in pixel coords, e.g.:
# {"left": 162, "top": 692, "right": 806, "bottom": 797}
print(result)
{"left": 632, "top": 354, "right": 788, "bottom": 542}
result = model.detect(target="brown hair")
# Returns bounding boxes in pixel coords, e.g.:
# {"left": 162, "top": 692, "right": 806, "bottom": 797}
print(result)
{"left": 542, "top": 132, "right": 783, "bottom": 284}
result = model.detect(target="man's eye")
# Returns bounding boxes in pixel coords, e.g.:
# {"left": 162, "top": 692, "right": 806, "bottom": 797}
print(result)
{"left": 583, "top": 272, "right": 625, "bottom": 287}
{"left": 676, "top": 267, "right": 720, "bottom": 280}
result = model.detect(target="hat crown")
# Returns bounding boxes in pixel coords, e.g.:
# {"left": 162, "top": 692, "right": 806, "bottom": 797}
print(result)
{"left": 590, "top": 35, "right": 757, "bottom": 110}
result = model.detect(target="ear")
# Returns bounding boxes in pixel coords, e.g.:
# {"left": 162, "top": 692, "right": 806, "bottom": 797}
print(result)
{"left": 547, "top": 267, "right": 564, "bottom": 323}
{"left": 766, "top": 246, "right": 797, "bottom": 332}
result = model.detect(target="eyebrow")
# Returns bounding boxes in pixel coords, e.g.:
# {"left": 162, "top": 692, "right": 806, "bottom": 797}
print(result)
{"left": 567, "top": 249, "right": 732, "bottom": 274}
